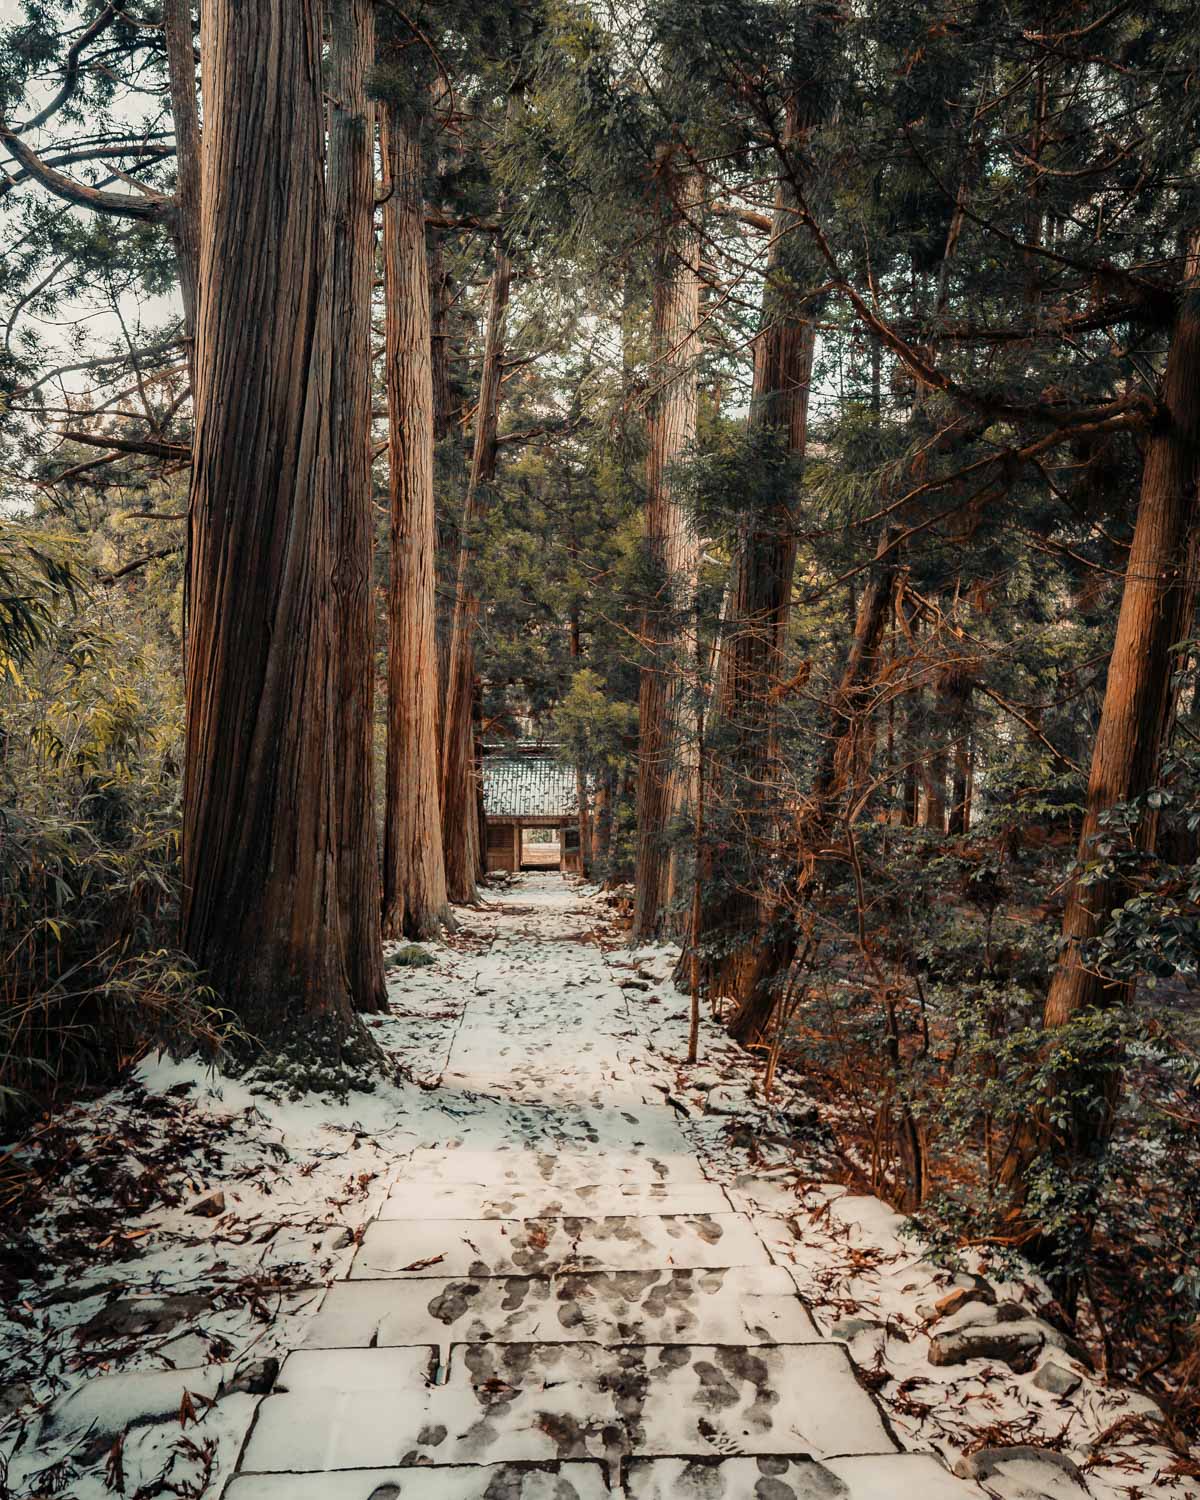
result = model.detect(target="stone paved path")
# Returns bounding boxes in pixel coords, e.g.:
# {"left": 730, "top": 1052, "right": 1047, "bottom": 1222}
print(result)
{"left": 225, "top": 878, "right": 977, "bottom": 1499}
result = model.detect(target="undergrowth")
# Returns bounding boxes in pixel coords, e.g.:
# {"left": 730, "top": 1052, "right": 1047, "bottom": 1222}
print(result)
{"left": 745, "top": 783, "right": 1200, "bottom": 1431}
{"left": 0, "top": 526, "right": 236, "bottom": 1132}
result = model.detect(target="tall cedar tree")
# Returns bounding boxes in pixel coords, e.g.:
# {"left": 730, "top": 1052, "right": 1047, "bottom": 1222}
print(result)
{"left": 328, "top": 0, "right": 387, "bottom": 1011}
{"left": 182, "top": 0, "right": 355, "bottom": 1037}
{"left": 631, "top": 161, "right": 702, "bottom": 942}
{"left": 381, "top": 85, "right": 453, "bottom": 939}
{"left": 442, "top": 238, "right": 513, "bottom": 902}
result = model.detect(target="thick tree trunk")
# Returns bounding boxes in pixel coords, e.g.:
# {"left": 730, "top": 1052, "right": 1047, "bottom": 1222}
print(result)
{"left": 328, "top": 0, "right": 386, "bottom": 1012}
{"left": 692, "top": 114, "right": 815, "bottom": 997}
{"left": 441, "top": 242, "right": 511, "bottom": 902}
{"left": 429, "top": 180, "right": 456, "bottom": 767}
{"left": 381, "top": 102, "right": 451, "bottom": 939}
{"left": 183, "top": 0, "right": 354, "bottom": 1039}
{"left": 632, "top": 167, "right": 702, "bottom": 942}
{"left": 161, "top": 0, "right": 201, "bottom": 364}
{"left": 922, "top": 612, "right": 948, "bottom": 834}
{"left": 725, "top": 525, "right": 900, "bottom": 1043}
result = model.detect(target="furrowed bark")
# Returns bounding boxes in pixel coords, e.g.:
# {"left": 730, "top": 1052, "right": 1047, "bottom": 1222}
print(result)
{"left": 441, "top": 240, "right": 511, "bottom": 903}
{"left": 328, "top": 0, "right": 386, "bottom": 1010}
{"left": 429, "top": 228, "right": 454, "bottom": 764}
{"left": 182, "top": 0, "right": 353, "bottom": 1039}
{"left": 594, "top": 768, "right": 614, "bottom": 871}
{"left": 632, "top": 165, "right": 702, "bottom": 942}
{"left": 817, "top": 529, "right": 904, "bottom": 804}
{"left": 381, "top": 98, "right": 452, "bottom": 940}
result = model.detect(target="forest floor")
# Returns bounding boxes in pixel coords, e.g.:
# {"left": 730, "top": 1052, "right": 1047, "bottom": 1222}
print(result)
{"left": 1, "top": 876, "right": 1195, "bottom": 1499}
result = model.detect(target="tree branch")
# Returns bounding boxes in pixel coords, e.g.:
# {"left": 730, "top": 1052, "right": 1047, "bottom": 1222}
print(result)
{"left": 973, "top": 681, "right": 1084, "bottom": 774}
{"left": 710, "top": 201, "right": 773, "bottom": 233}
{"left": 0, "top": 140, "right": 174, "bottom": 200}
{"left": 424, "top": 211, "right": 501, "bottom": 232}
{"left": 0, "top": 122, "right": 171, "bottom": 222}
{"left": 55, "top": 428, "right": 191, "bottom": 462}
{"left": 13, "top": 340, "right": 185, "bottom": 399}
{"left": 96, "top": 543, "right": 181, "bottom": 585}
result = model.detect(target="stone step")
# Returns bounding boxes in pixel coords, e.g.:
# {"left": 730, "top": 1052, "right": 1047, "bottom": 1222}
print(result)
{"left": 380, "top": 1178, "right": 729, "bottom": 1219}
{"left": 303, "top": 1266, "right": 817, "bottom": 1348}
{"left": 439, "top": 1070, "right": 651, "bottom": 1107}
{"left": 225, "top": 1453, "right": 972, "bottom": 1499}
{"left": 225, "top": 1462, "right": 607, "bottom": 1499}
{"left": 626, "top": 1453, "right": 977, "bottom": 1498}
{"left": 397, "top": 1148, "right": 707, "bottom": 1188}
{"left": 238, "top": 1341, "right": 896, "bottom": 1474}
{"left": 350, "top": 1212, "right": 773, "bottom": 1279}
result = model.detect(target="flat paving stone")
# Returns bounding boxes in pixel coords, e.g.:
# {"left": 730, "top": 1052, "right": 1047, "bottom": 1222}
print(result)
{"left": 303, "top": 1266, "right": 817, "bottom": 1348}
{"left": 224, "top": 1462, "right": 609, "bottom": 1498}
{"left": 827, "top": 1454, "right": 981, "bottom": 1498}
{"left": 551, "top": 1104, "right": 695, "bottom": 1153}
{"left": 397, "top": 1147, "right": 707, "bottom": 1187}
{"left": 239, "top": 1342, "right": 895, "bottom": 1474}
{"left": 443, "top": 1072, "right": 647, "bottom": 1107}
{"left": 380, "top": 1178, "right": 729, "bottom": 1219}
{"left": 625, "top": 1455, "right": 851, "bottom": 1498}
{"left": 350, "top": 1212, "right": 772, "bottom": 1279}
{"left": 626, "top": 1453, "right": 974, "bottom": 1498}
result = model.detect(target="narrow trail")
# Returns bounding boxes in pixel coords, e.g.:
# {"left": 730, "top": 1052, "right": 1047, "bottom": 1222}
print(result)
{"left": 226, "top": 876, "right": 967, "bottom": 1499}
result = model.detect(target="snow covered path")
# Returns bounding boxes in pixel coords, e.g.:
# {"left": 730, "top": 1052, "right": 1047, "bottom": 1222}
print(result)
{"left": 225, "top": 877, "right": 967, "bottom": 1500}
{"left": 8, "top": 876, "right": 1188, "bottom": 1499}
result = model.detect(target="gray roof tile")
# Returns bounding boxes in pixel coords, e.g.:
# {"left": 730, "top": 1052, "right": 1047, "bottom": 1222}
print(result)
{"left": 483, "top": 752, "right": 578, "bottom": 818}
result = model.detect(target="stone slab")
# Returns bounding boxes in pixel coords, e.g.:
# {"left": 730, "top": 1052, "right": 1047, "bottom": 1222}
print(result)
{"left": 625, "top": 1455, "right": 851, "bottom": 1498}
{"left": 627, "top": 1453, "right": 975, "bottom": 1498}
{"left": 350, "top": 1213, "right": 772, "bottom": 1279}
{"left": 397, "top": 1148, "right": 706, "bottom": 1188}
{"left": 238, "top": 1342, "right": 896, "bottom": 1473}
{"left": 828, "top": 1454, "right": 981, "bottom": 1498}
{"left": 303, "top": 1266, "right": 817, "bottom": 1348}
{"left": 380, "top": 1178, "right": 729, "bottom": 1220}
{"left": 224, "top": 1462, "right": 609, "bottom": 1499}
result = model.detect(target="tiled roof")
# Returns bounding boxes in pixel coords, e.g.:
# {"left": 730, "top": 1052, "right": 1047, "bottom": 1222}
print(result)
{"left": 483, "top": 750, "right": 578, "bottom": 818}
